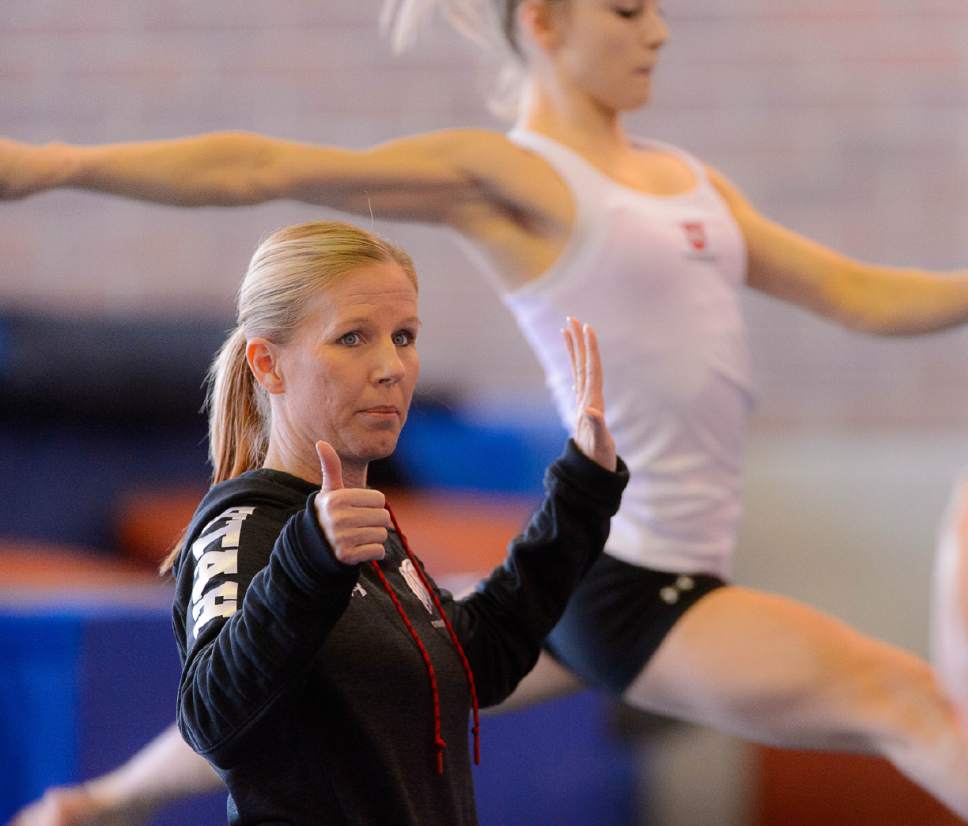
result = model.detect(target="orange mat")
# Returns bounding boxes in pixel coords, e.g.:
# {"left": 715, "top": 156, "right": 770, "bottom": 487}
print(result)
{"left": 0, "top": 540, "right": 165, "bottom": 589}
{"left": 115, "top": 486, "right": 535, "bottom": 575}
{"left": 755, "top": 746, "right": 963, "bottom": 826}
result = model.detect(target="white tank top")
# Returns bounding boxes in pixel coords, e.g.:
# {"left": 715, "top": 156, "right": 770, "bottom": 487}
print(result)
{"left": 496, "top": 129, "right": 754, "bottom": 578}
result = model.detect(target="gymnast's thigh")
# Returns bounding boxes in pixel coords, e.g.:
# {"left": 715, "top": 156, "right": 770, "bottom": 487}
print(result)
{"left": 622, "top": 584, "right": 937, "bottom": 751}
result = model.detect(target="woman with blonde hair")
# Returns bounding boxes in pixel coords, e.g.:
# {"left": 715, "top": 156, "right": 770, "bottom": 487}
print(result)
{"left": 166, "top": 218, "right": 624, "bottom": 824}
{"left": 4, "top": 0, "right": 968, "bottom": 819}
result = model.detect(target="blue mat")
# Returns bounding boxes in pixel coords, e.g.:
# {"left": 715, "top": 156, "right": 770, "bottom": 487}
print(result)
{"left": 1, "top": 597, "right": 637, "bottom": 825}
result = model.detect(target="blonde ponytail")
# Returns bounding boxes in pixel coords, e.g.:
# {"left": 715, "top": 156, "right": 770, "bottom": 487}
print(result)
{"left": 160, "top": 221, "right": 417, "bottom": 575}
{"left": 380, "top": 0, "right": 531, "bottom": 120}
{"left": 207, "top": 326, "right": 269, "bottom": 485}
{"left": 380, "top": 0, "right": 506, "bottom": 54}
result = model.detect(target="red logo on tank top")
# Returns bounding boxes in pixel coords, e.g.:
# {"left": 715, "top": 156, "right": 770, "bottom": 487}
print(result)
{"left": 681, "top": 221, "right": 716, "bottom": 261}
{"left": 682, "top": 222, "right": 707, "bottom": 251}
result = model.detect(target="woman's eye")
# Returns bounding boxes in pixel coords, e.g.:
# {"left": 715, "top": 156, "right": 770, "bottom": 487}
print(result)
{"left": 339, "top": 332, "right": 362, "bottom": 346}
{"left": 614, "top": 6, "right": 641, "bottom": 19}
{"left": 392, "top": 330, "right": 415, "bottom": 346}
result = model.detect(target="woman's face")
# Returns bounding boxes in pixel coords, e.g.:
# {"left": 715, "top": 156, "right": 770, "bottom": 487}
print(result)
{"left": 274, "top": 260, "right": 420, "bottom": 469}
{"left": 543, "top": 0, "right": 669, "bottom": 111}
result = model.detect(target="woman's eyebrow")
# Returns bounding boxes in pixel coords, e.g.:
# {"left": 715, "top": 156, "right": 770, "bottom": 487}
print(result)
{"left": 328, "top": 314, "right": 421, "bottom": 328}
{"left": 331, "top": 316, "right": 372, "bottom": 327}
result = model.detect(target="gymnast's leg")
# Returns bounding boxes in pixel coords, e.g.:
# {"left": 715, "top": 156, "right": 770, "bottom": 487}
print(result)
{"left": 489, "top": 649, "right": 583, "bottom": 713}
{"left": 623, "top": 585, "right": 968, "bottom": 819}
{"left": 932, "top": 477, "right": 968, "bottom": 732}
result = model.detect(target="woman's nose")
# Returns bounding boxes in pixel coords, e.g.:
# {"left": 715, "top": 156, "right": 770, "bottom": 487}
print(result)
{"left": 645, "top": 10, "right": 668, "bottom": 49}
{"left": 373, "top": 341, "right": 405, "bottom": 384}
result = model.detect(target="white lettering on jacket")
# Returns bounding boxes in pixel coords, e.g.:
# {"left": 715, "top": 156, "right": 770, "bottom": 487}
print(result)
{"left": 190, "top": 507, "right": 255, "bottom": 639}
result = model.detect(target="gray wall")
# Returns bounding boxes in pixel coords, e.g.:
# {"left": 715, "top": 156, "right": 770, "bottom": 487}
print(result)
{"left": 738, "top": 431, "right": 966, "bottom": 657}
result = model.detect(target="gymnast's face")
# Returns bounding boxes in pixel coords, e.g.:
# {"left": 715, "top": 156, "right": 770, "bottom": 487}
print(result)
{"left": 267, "top": 261, "right": 420, "bottom": 471}
{"left": 529, "top": 0, "right": 669, "bottom": 112}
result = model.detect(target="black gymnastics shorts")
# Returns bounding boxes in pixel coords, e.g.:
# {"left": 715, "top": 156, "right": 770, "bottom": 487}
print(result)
{"left": 545, "top": 553, "right": 726, "bottom": 694}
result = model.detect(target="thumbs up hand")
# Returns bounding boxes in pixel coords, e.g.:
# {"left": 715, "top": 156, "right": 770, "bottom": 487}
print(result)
{"left": 564, "top": 317, "right": 617, "bottom": 472}
{"left": 313, "top": 440, "right": 390, "bottom": 565}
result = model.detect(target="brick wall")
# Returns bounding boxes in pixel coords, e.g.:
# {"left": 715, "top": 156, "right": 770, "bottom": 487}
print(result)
{"left": 1, "top": 0, "right": 966, "bottom": 425}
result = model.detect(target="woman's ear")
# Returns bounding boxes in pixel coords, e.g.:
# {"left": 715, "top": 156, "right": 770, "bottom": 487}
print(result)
{"left": 247, "top": 337, "right": 285, "bottom": 394}
{"left": 518, "top": 0, "right": 566, "bottom": 54}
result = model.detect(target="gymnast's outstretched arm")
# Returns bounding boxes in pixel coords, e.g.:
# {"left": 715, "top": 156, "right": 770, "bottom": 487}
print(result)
{"left": 0, "top": 129, "right": 537, "bottom": 225}
{"left": 708, "top": 167, "right": 968, "bottom": 335}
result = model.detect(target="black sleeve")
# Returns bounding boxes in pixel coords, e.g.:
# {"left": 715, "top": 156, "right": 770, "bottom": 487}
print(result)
{"left": 175, "top": 497, "right": 359, "bottom": 769}
{"left": 444, "top": 439, "right": 628, "bottom": 706}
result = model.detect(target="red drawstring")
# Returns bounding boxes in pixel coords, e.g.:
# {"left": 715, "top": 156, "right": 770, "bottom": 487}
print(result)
{"left": 386, "top": 503, "right": 481, "bottom": 768}
{"left": 369, "top": 561, "right": 448, "bottom": 774}
{"left": 368, "top": 503, "right": 482, "bottom": 775}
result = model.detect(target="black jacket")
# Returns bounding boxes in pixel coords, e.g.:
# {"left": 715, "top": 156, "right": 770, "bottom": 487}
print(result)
{"left": 172, "top": 440, "right": 628, "bottom": 825}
